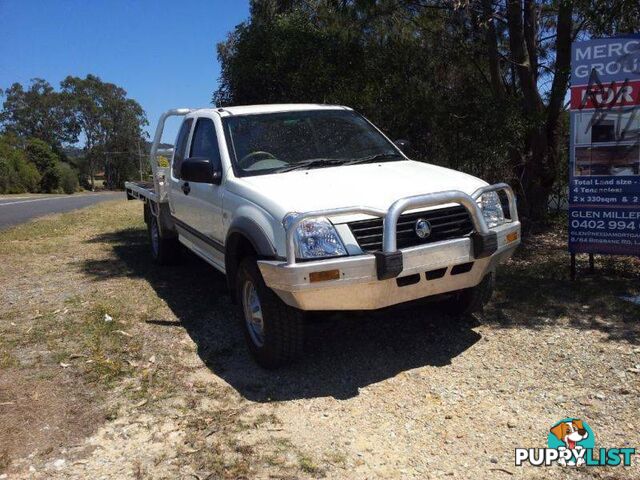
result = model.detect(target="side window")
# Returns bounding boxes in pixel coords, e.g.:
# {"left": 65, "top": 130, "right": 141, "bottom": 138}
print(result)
{"left": 172, "top": 118, "right": 193, "bottom": 179}
{"left": 190, "top": 118, "right": 222, "bottom": 170}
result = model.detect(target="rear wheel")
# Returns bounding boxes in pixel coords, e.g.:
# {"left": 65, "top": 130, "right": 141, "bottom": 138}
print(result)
{"left": 236, "top": 257, "right": 304, "bottom": 368}
{"left": 441, "top": 272, "right": 495, "bottom": 316}
{"left": 147, "top": 205, "right": 180, "bottom": 265}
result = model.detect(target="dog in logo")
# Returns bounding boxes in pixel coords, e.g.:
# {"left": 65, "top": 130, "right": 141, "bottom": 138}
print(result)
{"left": 550, "top": 419, "right": 589, "bottom": 466}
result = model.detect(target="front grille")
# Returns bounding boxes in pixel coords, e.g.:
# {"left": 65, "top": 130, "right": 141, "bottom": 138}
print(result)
{"left": 347, "top": 205, "right": 473, "bottom": 252}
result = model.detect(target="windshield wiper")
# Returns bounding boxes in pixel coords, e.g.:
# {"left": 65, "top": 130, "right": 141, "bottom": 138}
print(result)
{"left": 274, "top": 158, "right": 348, "bottom": 173}
{"left": 343, "top": 153, "right": 403, "bottom": 166}
{"left": 273, "top": 153, "right": 402, "bottom": 173}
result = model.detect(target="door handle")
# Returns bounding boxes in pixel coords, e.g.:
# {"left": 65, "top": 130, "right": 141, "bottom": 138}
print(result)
{"left": 181, "top": 182, "right": 191, "bottom": 195}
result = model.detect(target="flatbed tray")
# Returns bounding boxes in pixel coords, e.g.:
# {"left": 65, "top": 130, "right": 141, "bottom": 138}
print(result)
{"left": 125, "top": 180, "right": 159, "bottom": 203}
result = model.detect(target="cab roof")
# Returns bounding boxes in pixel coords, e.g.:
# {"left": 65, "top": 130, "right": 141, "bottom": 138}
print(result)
{"left": 193, "top": 103, "right": 352, "bottom": 117}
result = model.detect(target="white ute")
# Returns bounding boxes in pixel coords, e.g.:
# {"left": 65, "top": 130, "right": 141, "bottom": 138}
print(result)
{"left": 125, "top": 104, "right": 521, "bottom": 368}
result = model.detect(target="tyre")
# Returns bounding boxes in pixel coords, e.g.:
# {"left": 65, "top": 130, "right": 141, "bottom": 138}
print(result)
{"left": 236, "top": 257, "right": 304, "bottom": 368}
{"left": 147, "top": 207, "right": 180, "bottom": 265}
{"left": 441, "top": 272, "right": 495, "bottom": 316}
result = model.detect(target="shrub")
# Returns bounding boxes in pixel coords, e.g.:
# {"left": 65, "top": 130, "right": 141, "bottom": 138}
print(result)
{"left": 0, "top": 135, "right": 42, "bottom": 193}
{"left": 58, "top": 162, "right": 79, "bottom": 194}
{"left": 0, "top": 158, "right": 22, "bottom": 193}
{"left": 39, "top": 165, "right": 61, "bottom": 193}
{"left": 25, "top": 138, "right": 59, "bottom": 172}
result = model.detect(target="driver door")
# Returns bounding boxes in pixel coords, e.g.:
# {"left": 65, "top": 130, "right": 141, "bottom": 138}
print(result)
{"left": 181, "top": 117, "right": 225, "bottom": 243}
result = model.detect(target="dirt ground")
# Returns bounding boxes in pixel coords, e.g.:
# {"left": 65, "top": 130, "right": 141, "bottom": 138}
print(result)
{"left": 0, "top": 199, "right": 639, "bottom": 479}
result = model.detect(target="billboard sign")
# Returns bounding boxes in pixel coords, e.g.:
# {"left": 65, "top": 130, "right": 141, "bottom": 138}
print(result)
{"left": 569, "top": 34, "right": 640, "bottom": 256}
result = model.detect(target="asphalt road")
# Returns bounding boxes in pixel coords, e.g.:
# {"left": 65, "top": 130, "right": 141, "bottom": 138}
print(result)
{"left": 0, "top": 192, "right": 123, "bottom": 230}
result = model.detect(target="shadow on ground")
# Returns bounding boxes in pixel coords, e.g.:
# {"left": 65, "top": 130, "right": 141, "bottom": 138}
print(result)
{"left": 80, "top": 225, "right": 640, "bottom": 401}
{"left": 485, "top": 234, "right": 640, "bottom": 345}
{"left": 80, "top": 227, "right": 481, "bottom": 401}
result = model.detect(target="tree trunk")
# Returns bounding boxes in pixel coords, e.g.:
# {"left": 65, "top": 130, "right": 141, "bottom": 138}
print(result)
{"left": 519, "top": 127, "right": 554, "bottom": 220}
{"left": 503, "top": 0, "right": 572, "bottom": 222}
{"left": 89, "top": 159, "right": 95, "bottom": 191}
{"left": 482, "top": 0, "right": 504, "bottom": 97}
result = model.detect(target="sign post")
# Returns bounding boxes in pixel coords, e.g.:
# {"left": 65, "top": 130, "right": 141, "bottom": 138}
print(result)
{"left": 569, "top": 34, "right": 640, "bottom": 278}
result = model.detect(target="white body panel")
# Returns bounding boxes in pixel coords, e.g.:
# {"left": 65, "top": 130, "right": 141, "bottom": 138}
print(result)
{"left": 169, "top": 111, "right": 226, "bottom": 244}
{"left": 227, "top": 160, "right": 487, "bottom": 222}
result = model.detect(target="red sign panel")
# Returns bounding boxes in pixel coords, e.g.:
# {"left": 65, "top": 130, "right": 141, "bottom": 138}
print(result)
{"left": 571, "top": 80, "right": 640, "bottom": 110}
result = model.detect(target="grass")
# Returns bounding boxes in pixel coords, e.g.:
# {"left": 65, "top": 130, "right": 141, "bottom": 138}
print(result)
{"left": 298, "top": 453, "right": 324, "bottom": 476}
{"left": 0, "top": 200, "right": 304, "bottom": 477}
{"left": 486, "top": 214, "right": 640, "bottom": 345}
{"left": 5, "top": 291, "right": 144, "bottom": 385}
{"left": 0, "top": 199, "right": 140, "bottom": 254}
{"left": 81, "top": 302, "right": 142, "bottom": 384}
{"left": 0, "top": 349, "right": 17, "bottom": 369}
{"left": 0, "top": 449, "right": 9, "bottom": 473}
{"left": 324, "top": 450, "right": 347, "bottom": 466}
{"left": 0, "top": 201, "right": 160, "bottom": 468}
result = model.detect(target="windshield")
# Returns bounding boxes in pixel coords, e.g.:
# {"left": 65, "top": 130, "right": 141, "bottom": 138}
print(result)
{"left": 222, "top": 109, "right": 403, "bottom": 176}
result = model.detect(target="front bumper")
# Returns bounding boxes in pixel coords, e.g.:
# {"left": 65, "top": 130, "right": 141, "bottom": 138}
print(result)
{"left": 258, "top": 184, "right": 521, "bottom": 311}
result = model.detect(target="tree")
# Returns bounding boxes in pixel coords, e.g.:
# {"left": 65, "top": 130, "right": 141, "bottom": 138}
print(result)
{"left": 102, "top": 98, "right": 148, "bottom": 189}
{"left": 25, "top": 138, "right": 59, "bottom": 172}
{"left": 449, "top": 0, "right": 640, "bottom": 219}
{"left": 0, "top": 79, "right": 78, "bottom": 148}
{"left": 1, "top": 76, "right": 147, "bottom": 192}
{"left": 0, "top": 135, "right": 41, "bottom": 194}
{"left": 464, "top": 0, "right": 576, "bottom": 219}
{"left": 60, "top": 75, "right": 108, "bottom": 190}
{"left": 26, "top": 139, "right": 64, "bottom": 192}
{"left": 57, "top": 162, "right": 79, "bottom": 194}
{"left": 214, "top": 0, "right": 528, "bottom": 193}
{"left": 215, "top": 0, "right": 640, "bottom": 221}
{"left": 61, "top": 75, "right": 147, "bottom": 189}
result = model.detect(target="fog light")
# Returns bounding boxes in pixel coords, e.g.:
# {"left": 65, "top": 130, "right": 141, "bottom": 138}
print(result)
{"left": 309, "top": 269, "right": 340, "bottom": 283}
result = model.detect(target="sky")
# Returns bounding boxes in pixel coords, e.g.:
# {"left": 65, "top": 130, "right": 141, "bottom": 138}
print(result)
{"left": 0, "top": 0, "right": 250, "bottom": 143}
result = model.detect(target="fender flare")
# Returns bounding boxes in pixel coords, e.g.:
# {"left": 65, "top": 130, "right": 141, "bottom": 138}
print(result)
{"left": 226, "top": 217, "right": 278, "bottom": 258}
{"left": 225, "top": 217, "right": 279, "bottom": 299}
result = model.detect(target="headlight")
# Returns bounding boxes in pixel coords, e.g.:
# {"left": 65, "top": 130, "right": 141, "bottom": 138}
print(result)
{"left": 478, "top": 191, "right": 505, "bottom": 228}
{"left": 284, "top": 214, "right": 347, "bottom": 259}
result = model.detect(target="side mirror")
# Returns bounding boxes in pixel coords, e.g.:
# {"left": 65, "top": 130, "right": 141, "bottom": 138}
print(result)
{"left": 180, "top": 157, "right": 222, "bottom": 184}
{"left": 394, "top": 139, "right": 412, "bottom": 156}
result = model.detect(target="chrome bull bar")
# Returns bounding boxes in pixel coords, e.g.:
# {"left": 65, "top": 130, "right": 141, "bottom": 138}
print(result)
{"left": 284, "top": 183, "right": 518, "bottom": 277}
{"left": 382, "top": 191, "right": 488, "bottom": 252}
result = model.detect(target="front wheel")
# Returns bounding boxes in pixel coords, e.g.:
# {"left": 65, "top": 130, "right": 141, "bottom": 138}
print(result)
{"left": 441, "top": 272, "right": 495, "bottom": 316}
{"left": 236, "top": 257, "right": 304, "bottom": 368}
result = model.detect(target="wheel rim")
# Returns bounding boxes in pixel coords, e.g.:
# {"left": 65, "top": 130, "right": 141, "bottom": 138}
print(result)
{"left": 242, "top": 280, "right": 264, "bottom": 347}
{"left": 150, "top": 218, "right": 160, "bottom": 257}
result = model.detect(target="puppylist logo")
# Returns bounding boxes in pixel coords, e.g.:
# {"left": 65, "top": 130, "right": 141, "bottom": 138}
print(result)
{"left": 515, "top": 418, "right": 636, "bottom": 467}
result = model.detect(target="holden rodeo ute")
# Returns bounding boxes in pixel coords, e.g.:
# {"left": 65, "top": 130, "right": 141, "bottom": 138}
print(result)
{"left": 125, "top": 104, "right": 520, "bottom": 368}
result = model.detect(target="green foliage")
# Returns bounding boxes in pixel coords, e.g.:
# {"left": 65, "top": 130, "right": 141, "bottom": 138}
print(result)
{"left": 1, "top": 75, "right": 148, "bottom": 192}
{"left": 0, "top": 135, "right": 42, "bottom": 193}
{"left": 57, "top": 161, "right": 80, "bottom": 194}
{"left": 216, "top": 0, "right": 640, "bottom": 219}
{"left": 22, "top": 138, "right": 76, "bottom": 193}
{"left": 38, "top": 159, "right": 80, "bottom": 194}
{"left": 0, "top": 79, "right": 79, "bottom": 147}
{"left": 215, "top": 2, "right": 528, "bottom": 183}
{"left": 18, "top": 160, "right": 41, "bottom": 192}
{"left": 39, "top": 165, "right": 61, "bottom": 193}
{"left": 215, "top": 9, "right": 365, "bottom": 107}
{"left": 577, "top": 0, "right": 640, "bottom": 37}
{"left": 0, "top": 135, "right": 80, "bottom": 194}
{"left": 25, "top": 138, "right": 59, "bottom": 172}
{"left": 61, "top": 75, "right": 148, "bottom": 189}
